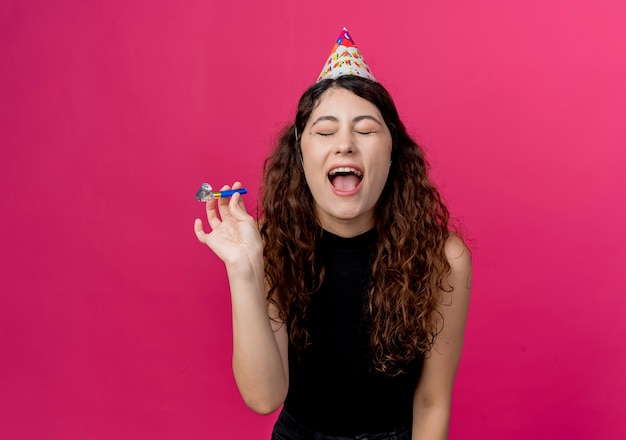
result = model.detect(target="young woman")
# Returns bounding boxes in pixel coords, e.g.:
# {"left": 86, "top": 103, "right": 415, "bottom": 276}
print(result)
{"left": 194, "top": 32, "right": 471, "bottom": 440}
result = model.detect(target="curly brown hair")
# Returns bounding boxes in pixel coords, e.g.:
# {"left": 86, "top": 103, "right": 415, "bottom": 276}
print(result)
{"left": 259, "top": 76, "right": 451, "bottom": 376}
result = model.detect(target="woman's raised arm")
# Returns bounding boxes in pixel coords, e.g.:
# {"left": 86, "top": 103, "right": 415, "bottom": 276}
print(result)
{"left": 194, "top": 183, "right": 289, "bottom": 414}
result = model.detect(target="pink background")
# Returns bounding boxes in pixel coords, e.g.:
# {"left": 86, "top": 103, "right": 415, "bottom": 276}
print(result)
{"left": 1, "top": 0, "right": 625, "bottom": 438}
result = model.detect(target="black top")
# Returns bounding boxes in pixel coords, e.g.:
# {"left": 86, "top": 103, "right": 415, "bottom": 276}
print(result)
{"left": 284, "top": 229, "right": 423, "bottom": 436}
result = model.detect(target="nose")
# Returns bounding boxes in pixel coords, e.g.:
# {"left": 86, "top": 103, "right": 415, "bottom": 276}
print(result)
{"left": 334, "top": 129, "right": 355, "bottom": 155}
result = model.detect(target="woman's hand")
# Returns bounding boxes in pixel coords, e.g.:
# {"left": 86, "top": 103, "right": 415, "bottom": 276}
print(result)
{"left": 194, "top": 182, "right": 262, "bottom": 271}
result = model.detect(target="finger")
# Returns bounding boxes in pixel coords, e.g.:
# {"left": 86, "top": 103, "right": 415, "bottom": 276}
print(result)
{"left": 232, "top": 182, "right": 249, "bottom": 212}
{"left": 205, "top": 199, "right": 221, "bottom": 230}
{"left": 235, "top": 189, "right": 247, "bottom": 211}
{"left": 194, "top": 218, "right": 209, "bottom": 244}
{"left": 228, "top": 191, "right": 251, "bottom": 221}
{"left": 226, "top": 181, "right": 251, "bottom": 218}
{"left": 216, "top": 185, "right": 234, "bottom": 220}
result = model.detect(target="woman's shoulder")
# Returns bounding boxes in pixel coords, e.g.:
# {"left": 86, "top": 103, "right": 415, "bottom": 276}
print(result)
{"left": 443, "top": 233, "right": 472, "bottom": 300}
{"left": 444, "top": 232, "right": 472, "bottom": 273}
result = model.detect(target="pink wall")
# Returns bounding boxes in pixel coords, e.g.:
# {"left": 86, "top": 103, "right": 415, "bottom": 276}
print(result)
{"left": 1, "top": 0, "right": 625, "bottom": 438}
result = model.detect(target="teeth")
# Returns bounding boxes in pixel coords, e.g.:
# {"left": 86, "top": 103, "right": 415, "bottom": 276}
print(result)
{"left": 329, "top": 167, "right": 362, "bottom": 177}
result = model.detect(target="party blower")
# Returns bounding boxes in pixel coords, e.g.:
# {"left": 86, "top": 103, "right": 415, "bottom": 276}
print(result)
{"left": 195, "top": 183, "right": 248, "bottom": 202}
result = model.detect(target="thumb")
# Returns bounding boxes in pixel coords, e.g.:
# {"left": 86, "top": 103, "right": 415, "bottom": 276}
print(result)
{"left": 228, "top": 192, "right": 250, "bottom": 220}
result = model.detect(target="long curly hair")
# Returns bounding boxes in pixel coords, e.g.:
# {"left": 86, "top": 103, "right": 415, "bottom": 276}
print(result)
{"left": 259, "top": 75, "right": 451, "bottom": 376}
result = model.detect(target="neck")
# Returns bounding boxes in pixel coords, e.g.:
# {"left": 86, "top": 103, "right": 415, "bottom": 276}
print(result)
{"left": 318, "top": 218, "right": 374, "bottom": 238}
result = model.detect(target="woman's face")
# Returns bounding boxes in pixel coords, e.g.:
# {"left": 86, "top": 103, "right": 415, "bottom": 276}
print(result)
{"left": 300, "top": 86, "right": 393, "bottom": 237}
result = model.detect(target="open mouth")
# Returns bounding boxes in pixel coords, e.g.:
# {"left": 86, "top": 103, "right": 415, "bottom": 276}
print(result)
{"left": 328, "top": 167, "right": 363, "bottom": 191}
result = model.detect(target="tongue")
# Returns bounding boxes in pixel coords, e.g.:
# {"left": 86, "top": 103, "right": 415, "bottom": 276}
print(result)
{"left": 332, "top": 174, "right": 361, "bottom": 191}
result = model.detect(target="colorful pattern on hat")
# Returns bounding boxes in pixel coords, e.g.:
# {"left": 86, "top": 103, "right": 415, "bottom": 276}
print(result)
{"left": 317, "top": 27, "right": 376, "bottom": 82}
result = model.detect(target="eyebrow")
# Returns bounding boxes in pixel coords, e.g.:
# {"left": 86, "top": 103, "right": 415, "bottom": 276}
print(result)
{"left": 310, "top": 115, "right": 384, "bottom": 127}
